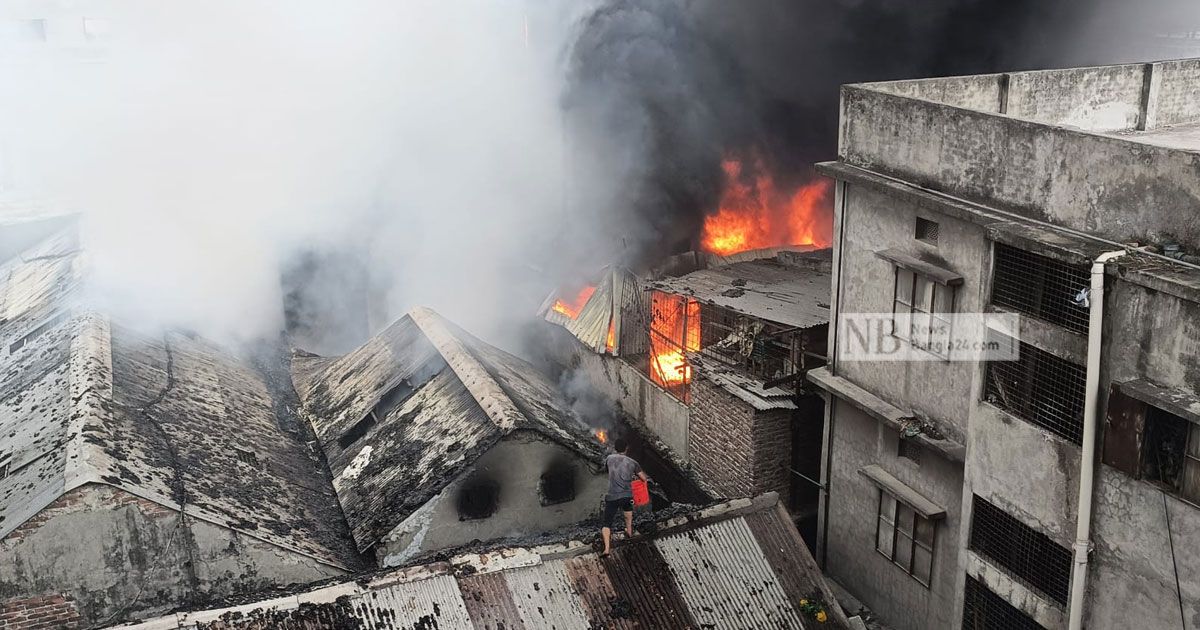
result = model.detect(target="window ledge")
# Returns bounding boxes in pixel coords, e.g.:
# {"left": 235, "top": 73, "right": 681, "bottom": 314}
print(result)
{"left": 875, "top": 248, "right": 963, "bottom": 286}
{"left": 858, "top": 465, "right": 946, "bottom": 519}
{"left": 808, "top": 367, "right": 967, "bottom": 462}
{"left": 1119, "top": 379, "right": 1200, "bottom": 426}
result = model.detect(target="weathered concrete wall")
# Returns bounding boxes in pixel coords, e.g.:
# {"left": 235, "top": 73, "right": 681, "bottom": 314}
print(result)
{"left": 571, "top": 348, "right": 690, "bottom": 461}
{"left": 824, "top": 402, "right": 964, "bottom": 630}
{"left": 688, "top": 376, "right": 792, "bottom": 503}
{"left": 378, "top": 431, "right": 606, "bottom": 566}
{"left": 867, "top": 74, "right": 1005, "bottom": 112}
{"left": 839, "top": 74, "right": 1200, "bottom": 250}
{"left": 0, "top": 484, "right": 344, "bottom": 627}
{"left": 834, "top": 183, "right": 989, "bottom": 444}
{"left": 1084, "top": 279, "right": 1200, "bottom": 630}
{"left": 1152, "top": 59, "right": 1200, "bottom": 128}
{"left": 1006, "top": 64, "right": 1146, "bottom": 131}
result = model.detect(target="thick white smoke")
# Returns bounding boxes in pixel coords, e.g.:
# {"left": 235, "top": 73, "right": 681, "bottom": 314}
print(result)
{"left": 0, "top": 0, "right": 589, "bottom": 348}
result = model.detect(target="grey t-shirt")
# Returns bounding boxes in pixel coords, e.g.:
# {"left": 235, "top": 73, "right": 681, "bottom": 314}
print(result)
{"left": 605, "top": 453, "right": 641, "bottom": 501}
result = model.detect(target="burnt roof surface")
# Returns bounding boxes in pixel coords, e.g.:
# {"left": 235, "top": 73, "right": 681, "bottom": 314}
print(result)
{"left": 0, "top": 219, "right": 365, "bottom": 571}
{"left": 650, "top": 248, "right": 833, "bottom": 329}
{"left": 295, "top": 307, "right": 605, "bottom": 553}
{"left": 114, "top": 493, "right": 854, "bottom": 630}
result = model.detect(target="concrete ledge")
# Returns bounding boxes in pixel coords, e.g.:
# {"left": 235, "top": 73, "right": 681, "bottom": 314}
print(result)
{"left": 808, "top": 367, "right": 966, "bottom": 462}
{"left": 857, "top": 465, "right": 946, "bottom": 519}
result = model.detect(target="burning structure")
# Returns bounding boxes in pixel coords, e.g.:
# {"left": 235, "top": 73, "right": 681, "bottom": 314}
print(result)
{"left": 811, "top": 58, "right": 1200, "bottom": 630}
{"left": 542, "top": 245, "right": 832, "bottom": 542}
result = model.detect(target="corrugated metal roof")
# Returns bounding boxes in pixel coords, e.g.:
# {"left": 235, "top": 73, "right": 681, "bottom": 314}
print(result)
{"left": 691, "top": 355, "right": 799, "bottom": 411}
{"left": 650, "top": 250, "right": 832, "bottom": 329}
{"left": 655, "top": 516, "right": 806, "bottom": 629}
{"left": 354, "top": 574, "right": 474, "bottom": 629}
{"left": 542, "top": 266, "right": 643, "bottom": 354}
{"left": 118, "top": 493, "right": 852, "bottom": 630}
{"left": 295, "top": 307, "right": 606, "bottom": 553}
{"left": 504, "top": 559, "right": 592, "bottom": 629}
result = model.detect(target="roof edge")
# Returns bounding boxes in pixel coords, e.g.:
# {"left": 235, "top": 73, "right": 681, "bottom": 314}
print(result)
{"left": 409, "top": 306, "right": 522, "bottom": 432}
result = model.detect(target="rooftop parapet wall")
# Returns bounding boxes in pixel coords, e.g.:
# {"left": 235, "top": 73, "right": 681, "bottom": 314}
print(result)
{"left": 839, "top": 59, "right": 1200, "bottom": 250}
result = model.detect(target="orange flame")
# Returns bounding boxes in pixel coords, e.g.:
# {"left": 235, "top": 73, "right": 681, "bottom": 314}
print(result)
{"left": 605, "top": 316, "right": 616, "bottom": 353}
{"left": 594, "top": 429, "right": 608, "bottom": 444}
{"left": 650, "top": 292, "right": 699, "bottom": 389}
{"left": 551, "top": 285, "right": 596, "bottom": 320}
{"left": 701, "top": 155, "right": 832, "bottom": 255}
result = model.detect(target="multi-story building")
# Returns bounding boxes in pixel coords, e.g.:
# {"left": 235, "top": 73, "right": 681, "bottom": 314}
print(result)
{"left": 810, "top": 59, "right": 1200, "bottom": 629}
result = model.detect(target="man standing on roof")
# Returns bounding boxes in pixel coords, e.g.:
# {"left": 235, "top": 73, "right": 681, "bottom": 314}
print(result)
{"left": 601, "top": 436, "right": 649, "bottom": 557}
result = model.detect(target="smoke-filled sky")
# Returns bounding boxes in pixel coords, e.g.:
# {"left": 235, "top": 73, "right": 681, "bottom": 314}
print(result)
{"left": 0, "top": 0, "right": 1196, "bottom": 352}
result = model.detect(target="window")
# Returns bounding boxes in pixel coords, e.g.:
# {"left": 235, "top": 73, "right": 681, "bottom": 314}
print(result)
{"left": 984, "top": 330, "right": 1087, "bottom": 444}
{"left": 969, "top": 495, "right": 1071, "bottom": 605}
{"left": 1103, "top": 384, "right": 1200, "bottom": 505}
{"left": 876, "top": 489, "right": 936, "bottom": 586}
{"left": 892, "top": 268, "right": 956, "bottom": 358}
{"left": 916, "top": 218, "right": 939, "bottom": 245}
{"left": 962, "top": 575, "right": 1045, "bottom": 630}
{"left": 233, "top": 448, "right": 260, "bottom": 468}
{"left": 991, "top": 243, "right": 1090, "bottom": 334}
{"left": 539, "top": 462, "right": 577, "bottom": 506}
{"left": 457, "top": 479, "right": 499, "bottom": 520}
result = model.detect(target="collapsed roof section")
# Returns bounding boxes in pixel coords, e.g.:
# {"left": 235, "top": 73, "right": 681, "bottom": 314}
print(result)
{"left": 539, "top": 265, "right": 643, "bottom": 355}
{"left": 115, "top": 493, "right": 854, "bottom": 630}
{"left": 0, "top": 219, "right": 364, "bottom": 571}
{"left": 292, "top": 306, "right": 606, "bottom": 553}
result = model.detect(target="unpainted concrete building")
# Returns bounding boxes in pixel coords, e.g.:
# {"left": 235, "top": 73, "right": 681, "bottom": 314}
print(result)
{"left": 811, "top": 58, "right": 1200, "bottom": 629}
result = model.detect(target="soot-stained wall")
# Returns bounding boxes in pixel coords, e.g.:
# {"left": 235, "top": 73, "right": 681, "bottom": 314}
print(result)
{"left": 377, "top": 431, "right": 606, "bottom": 566}
{"left": 0, "top": 484, "right": 345, "bottom": 627}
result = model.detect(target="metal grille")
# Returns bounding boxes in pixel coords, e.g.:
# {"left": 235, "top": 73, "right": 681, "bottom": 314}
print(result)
{"left": 962, "top": 575, "right": 1045, "bottom": 630}
{"left": 969, "top": 495, "right": 1071, "bottom": 605}
{"left": 916, "top": 217, "right": 940, "bottom": 245}
{"left": 991, "top": 243, "right": 1091, "bottom": 334}
{"left": 696, "top": 302, "right": 819, "bottom": 388}
{"left": 984, "top": 331, "right": 1087, "bottom": 444}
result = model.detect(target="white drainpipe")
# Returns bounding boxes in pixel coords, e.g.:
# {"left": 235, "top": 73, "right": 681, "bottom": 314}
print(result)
{"left": 1067, "top": 249, "right": 1128, "bottom": 630}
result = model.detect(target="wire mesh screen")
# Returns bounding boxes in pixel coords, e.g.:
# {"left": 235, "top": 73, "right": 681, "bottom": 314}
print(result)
{"left": 969, "top": 495, "right": 1071, "bottom": 605}
{"left": 617, "top": 282, "right": 651, "bottom": 358}
{"left": 962, "top": 575, "right": 1046, "bottom": 630}
{"left": 696, "top": 302, "right": 812, "bottom": 387}
{"left": 984, "top": 330, "right": 1087, "bottom": 444}
{"left": 991, "top": 243, "right": 1091, "bottom": 334}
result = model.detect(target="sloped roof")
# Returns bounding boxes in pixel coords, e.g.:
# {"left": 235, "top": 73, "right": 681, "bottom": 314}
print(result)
{"left": 294, "top": 307, "right": 605, "bottom": 553}
{"left": 650, "top": 249, "right": 833, "bottom": 329}
{"left": 116, "top": 494, "right": 854, "bottom": 630}
{"left": 0, "top": 220, "right": 365, "bottom": 571}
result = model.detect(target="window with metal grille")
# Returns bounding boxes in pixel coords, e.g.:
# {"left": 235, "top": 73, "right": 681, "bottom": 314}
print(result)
{"left": 991, "top": 243, "right": 1090, "bottom": 334}
{"left": 1142, "top": 406, "right": 1200, "bottom": 505}
{"left": 984, "top": 330, "right": 1087, "bottom": 444}
{"left": 969, "top": 495, "right": 1071, "bottom": 605}
{"left": 893, "top": 268, "right": 956, "bottom": 359}
{"left": 962, "top": 575, "right": 1045, "bottom": 630}
{"left": 876, "top": 489, "right": 936, "bottom": 586}
{"left": 916, "top": 218, "right": 940, "bottom": 245}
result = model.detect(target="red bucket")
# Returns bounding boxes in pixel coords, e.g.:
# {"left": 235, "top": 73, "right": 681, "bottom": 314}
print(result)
{"left": 631, "top": 479, "right": 650, "bottom": 508}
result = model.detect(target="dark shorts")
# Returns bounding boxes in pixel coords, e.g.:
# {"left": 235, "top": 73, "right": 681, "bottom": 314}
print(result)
{"left": 603, "top": 497, "right": 633, "bottom": 525}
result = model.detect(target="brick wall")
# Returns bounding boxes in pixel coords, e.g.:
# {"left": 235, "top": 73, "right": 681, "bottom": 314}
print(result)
{"left": 3, "top": 485, "right": 176, "bottom": 545}
{"left": 688, "top": 376, "right": 792, "bottom": 503}
{"left": 0, "top": 595, "right": 81, "bottom": 630}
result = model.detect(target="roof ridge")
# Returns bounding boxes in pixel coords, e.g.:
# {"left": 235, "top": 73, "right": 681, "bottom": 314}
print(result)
{"left": 409, "top": 306, "right": 521, "bottom": 432}
{"left": 64, "top": 312, "right": 113, "bottom": 489}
